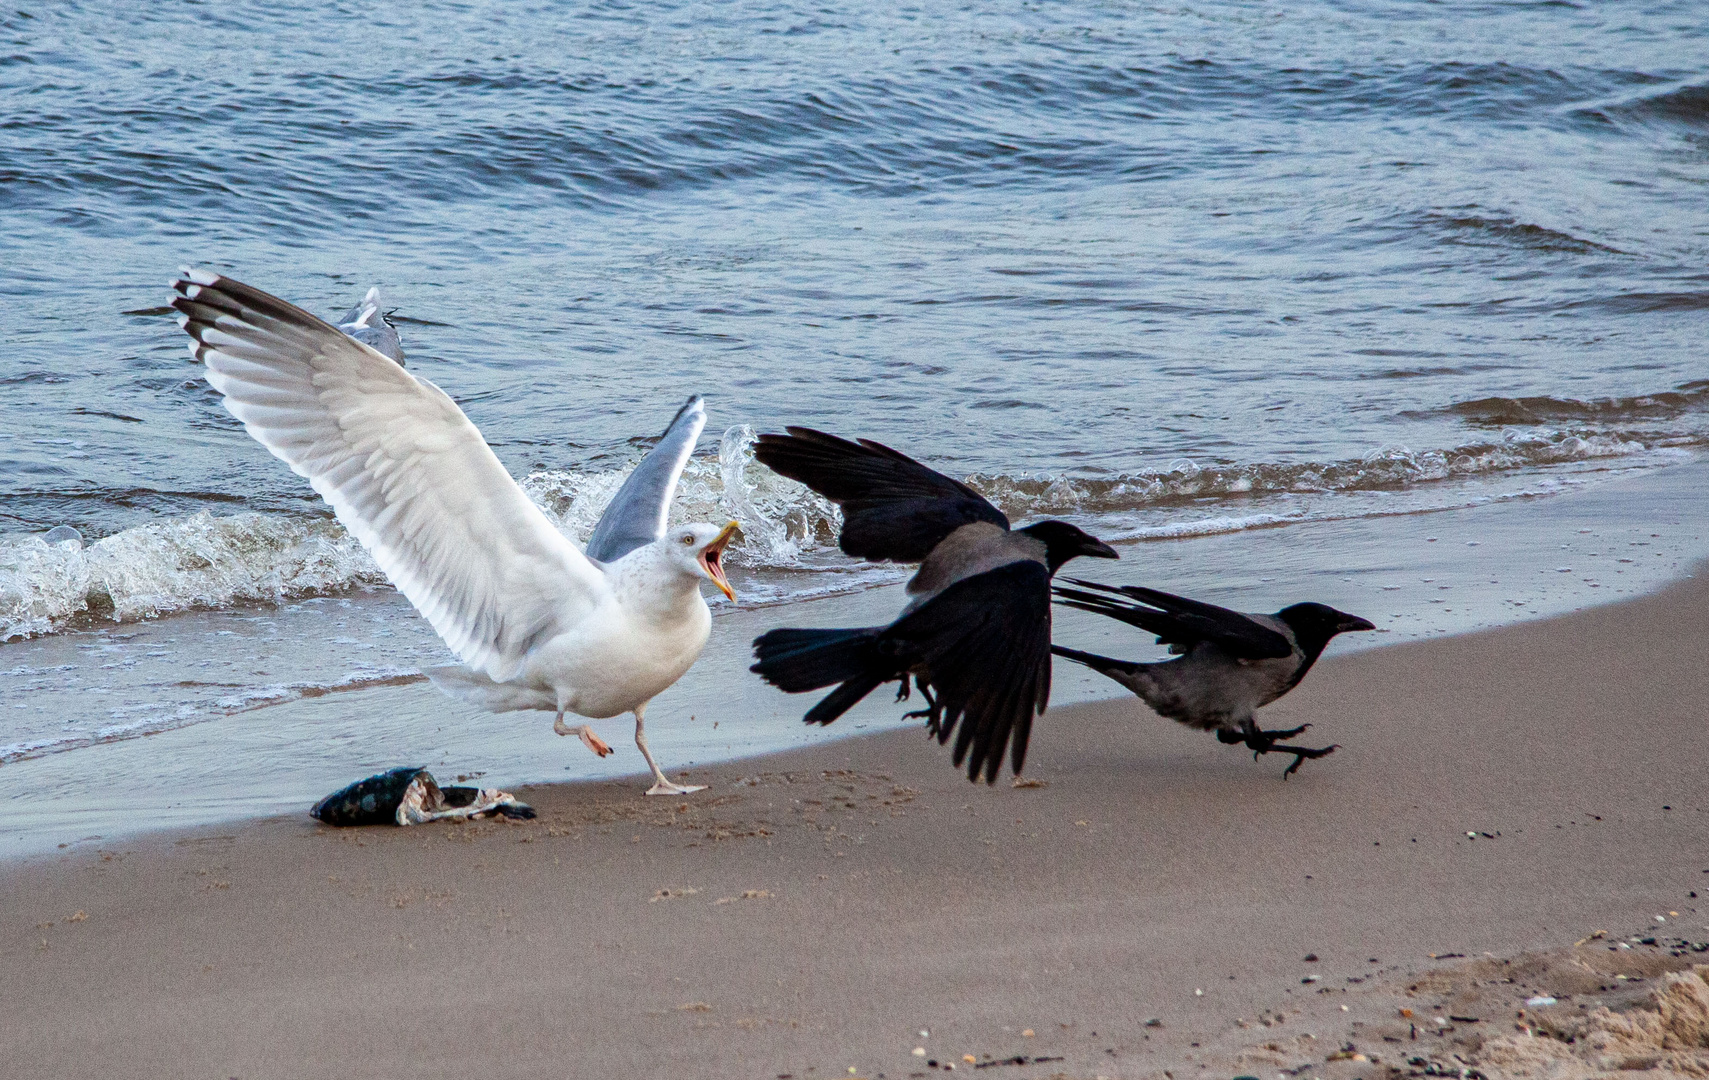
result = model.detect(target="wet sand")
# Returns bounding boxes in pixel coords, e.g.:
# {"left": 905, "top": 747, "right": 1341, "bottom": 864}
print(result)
{"left": 4, "top": 574, "right": 1708, "bottom": 1079}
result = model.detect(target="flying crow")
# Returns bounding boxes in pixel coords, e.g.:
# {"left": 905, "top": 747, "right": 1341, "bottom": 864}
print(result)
{"left": 1051, "top": 579, "right": 1374, "bottom": 777}
{"left": 749, "top": 428, "right": 1117, "bottom": 783}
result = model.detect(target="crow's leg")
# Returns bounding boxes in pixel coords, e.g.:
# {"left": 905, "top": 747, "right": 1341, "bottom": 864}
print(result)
{"left": 903, "top": 678, "right": 942, "bottom": 734}
{"left": 1238, "top": 720, "right": 1338, "bottom": 779}
{"left": 1215, "top": 722, "right": 1308, "bottom": 746}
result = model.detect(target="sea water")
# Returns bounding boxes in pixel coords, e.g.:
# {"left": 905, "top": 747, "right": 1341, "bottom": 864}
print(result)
{"left": 2, "top": 0, "right": 1706, "bottom": 850}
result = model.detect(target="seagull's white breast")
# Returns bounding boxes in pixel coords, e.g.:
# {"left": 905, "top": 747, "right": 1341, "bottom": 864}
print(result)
{"left": 520, "top": 547, "right": 714, "bottom": 719}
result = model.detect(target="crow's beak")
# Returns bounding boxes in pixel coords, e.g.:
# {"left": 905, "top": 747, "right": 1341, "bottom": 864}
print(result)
{"left": 698, "top": 521, "right": 739, "bottom": 602}
{"left": 1338, "top": 614, "right": 1376, "bottom": 633}
{"left": 1082, "top": 536, "right": 1120, "bottom": 560}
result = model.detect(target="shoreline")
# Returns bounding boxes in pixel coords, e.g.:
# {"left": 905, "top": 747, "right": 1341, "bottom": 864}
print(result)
{"left": 4, "top": 568, "right": 1708, "bottom": 1076}
{"left": 4, "top": 455, "right": 1709, "bottom": 859}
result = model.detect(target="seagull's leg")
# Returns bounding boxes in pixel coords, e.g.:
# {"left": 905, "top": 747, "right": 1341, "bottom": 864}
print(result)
{"left": 1237, "top": 719, "right": 1338, "bottom": 778}
{"left": 634, "top": 703, "right": 706, "bottom": 797}
{"left": 553, "top": 710, "right": 612, "bottom": 757}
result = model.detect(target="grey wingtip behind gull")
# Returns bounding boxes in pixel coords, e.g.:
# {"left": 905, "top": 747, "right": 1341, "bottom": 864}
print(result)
{"left": 584, "top": 395, "right": 708, "bottom": 565}
{"left": 335, "top": 285, "right": 405, "bottom": 365}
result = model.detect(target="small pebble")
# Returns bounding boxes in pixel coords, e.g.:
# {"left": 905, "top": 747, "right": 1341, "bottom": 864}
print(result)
{"left": 1194, "top": 988, "right": 1204, "bottom": 996}
{"left": 912, "top": 1048, "right": 926, "bottom": 1057}
{"left": 1526, "top": 996, "right": 1556, "bottom": 1007}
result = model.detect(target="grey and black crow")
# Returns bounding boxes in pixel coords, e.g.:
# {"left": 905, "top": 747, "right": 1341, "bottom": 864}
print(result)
{"left": 1051, "top": 579, "right": 1374, "bottom": 777}
{"left": 749, "top": 428, "right": 1118, "bottom": 783}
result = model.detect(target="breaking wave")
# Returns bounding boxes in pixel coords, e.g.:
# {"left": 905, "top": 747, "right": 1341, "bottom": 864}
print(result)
{"left": 0, "top": 420, "right": 1692, "bottom": 642}
{"left": 1429, "top": 384, "right": 1709, "bottom": 427}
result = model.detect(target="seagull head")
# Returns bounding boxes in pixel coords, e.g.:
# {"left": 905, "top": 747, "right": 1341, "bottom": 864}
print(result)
{"left": 1016, "top": 520, "right": 1120, "bottom": 575}
{"left": 669, "top": 520, "right": 740, "bottom": 601}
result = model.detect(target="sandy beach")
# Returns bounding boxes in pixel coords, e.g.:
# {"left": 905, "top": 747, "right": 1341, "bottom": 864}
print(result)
{"left": 5, "top": 571, "right": 1707, "bottom": 1078}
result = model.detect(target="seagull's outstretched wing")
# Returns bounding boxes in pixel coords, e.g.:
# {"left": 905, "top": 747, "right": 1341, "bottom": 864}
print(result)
{"left": 172, "top": 269, "right": 605, "bottom": 682}
{"left": 335, "top": 286, "right": 405, "bottom": 365}
{"left": 584, "top": 396, "right": 706, "bottom": 564}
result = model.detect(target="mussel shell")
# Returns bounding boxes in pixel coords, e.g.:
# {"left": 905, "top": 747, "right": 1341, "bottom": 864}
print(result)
{"left": 310, "top": 766, "right": 428, "bottom": 826}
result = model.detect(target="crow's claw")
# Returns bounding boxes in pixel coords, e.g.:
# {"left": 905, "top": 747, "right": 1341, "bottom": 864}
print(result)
{"left": 1238, "top": 722, "right": 1337, "bottom": 777}
{"left": 1280, "top": 743, "right": 1339, "bottom": 779}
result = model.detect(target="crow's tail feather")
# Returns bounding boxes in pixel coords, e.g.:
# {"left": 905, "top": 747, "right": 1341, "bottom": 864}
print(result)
{"left": 1050, "top": 644, "right": 1142, "bottom": 679}
{"left": 751, "top": 626, "right": 885, "bottom": 692}
{"left": 752, "top": 626, "right": 900, "bottom": 724}
{"left": 803, "top": 672, "right": 889, "bottom": 726}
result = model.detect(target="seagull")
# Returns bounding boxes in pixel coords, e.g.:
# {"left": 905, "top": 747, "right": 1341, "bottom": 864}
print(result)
{"left": 748, "top": 428, "right": 1117, "bottom": 783}
{"left": 334, "top": 286, "right": 404, "bottom": 365}
{"left": 171, "top": 269, "right": 738, "bottom": 796}
{"left": 1050, "top": 579, "right": 1374, "bottom": 776}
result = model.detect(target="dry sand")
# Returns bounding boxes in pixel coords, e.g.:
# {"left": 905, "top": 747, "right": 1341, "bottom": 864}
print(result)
{"left": 4, "top": 574, "right": 1708, "bottom": 1079}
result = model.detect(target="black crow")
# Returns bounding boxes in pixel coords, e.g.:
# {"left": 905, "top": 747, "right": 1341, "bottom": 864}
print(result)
{"left": 1050, "top": 579, "right": 1375, "bottom": 777}
{"left": 749, "top": 428, "right": 1118, "bottom": 783}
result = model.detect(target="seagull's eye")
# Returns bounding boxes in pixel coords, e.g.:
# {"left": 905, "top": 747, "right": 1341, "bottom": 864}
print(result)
{"left": 681, "top": 535, "right": 695, "bottom": 546}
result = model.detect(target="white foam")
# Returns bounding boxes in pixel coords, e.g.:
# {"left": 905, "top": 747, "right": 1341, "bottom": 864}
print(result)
{"left": 0, "top": 426, "right": 1689, "bottom": 641}
{"left": 0, "top": 512, "right": 381, "bottom": 641}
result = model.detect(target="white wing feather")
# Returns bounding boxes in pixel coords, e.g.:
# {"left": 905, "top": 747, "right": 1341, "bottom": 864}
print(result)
{"left": 172, "top": 269, "right": 606, "bottom": 682}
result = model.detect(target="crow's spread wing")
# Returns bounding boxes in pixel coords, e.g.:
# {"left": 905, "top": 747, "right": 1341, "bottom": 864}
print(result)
{"left": 883, "top": 560, "right": 1052, "bottom": 783}
{"left": 1053, "top": 579, "right": 1293, "bottom": 660}
{"left": 753, "top": 427, "right": 1008, "bottom": 563}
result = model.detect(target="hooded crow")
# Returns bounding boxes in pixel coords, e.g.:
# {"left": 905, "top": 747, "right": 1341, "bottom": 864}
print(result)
{"left": 749, "top": 428, "right": 1118, "bottom": 783}
{"left": 1050, "top": 579, "right": 1375, "bottom": 777}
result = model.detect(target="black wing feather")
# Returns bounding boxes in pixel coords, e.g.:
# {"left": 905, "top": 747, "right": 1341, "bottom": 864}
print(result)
{"left": 883, "top": 560, "right": 1052, "bottom": 783}
{"left": 1053, "top": 578, "right": 1293, "bottom": 660}
{"left": 753, "top": 427, "right": 1009, "bottom": 563}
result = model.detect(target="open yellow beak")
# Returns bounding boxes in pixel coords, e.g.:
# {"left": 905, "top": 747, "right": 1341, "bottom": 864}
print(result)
{"left": 698, "top": 520, "right": 739, "bottom": 602}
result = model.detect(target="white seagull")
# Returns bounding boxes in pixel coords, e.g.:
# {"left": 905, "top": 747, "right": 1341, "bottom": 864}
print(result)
{"left": 171, "top": 270, "right": 738, "bottom": 796}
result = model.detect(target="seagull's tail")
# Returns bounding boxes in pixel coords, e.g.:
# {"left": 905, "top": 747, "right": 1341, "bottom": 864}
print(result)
{"left": 425, "top": 664, "right": 554, "bottom": 713}
{"left": 750, "top": 625, "right": 896, "bottom": 726}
